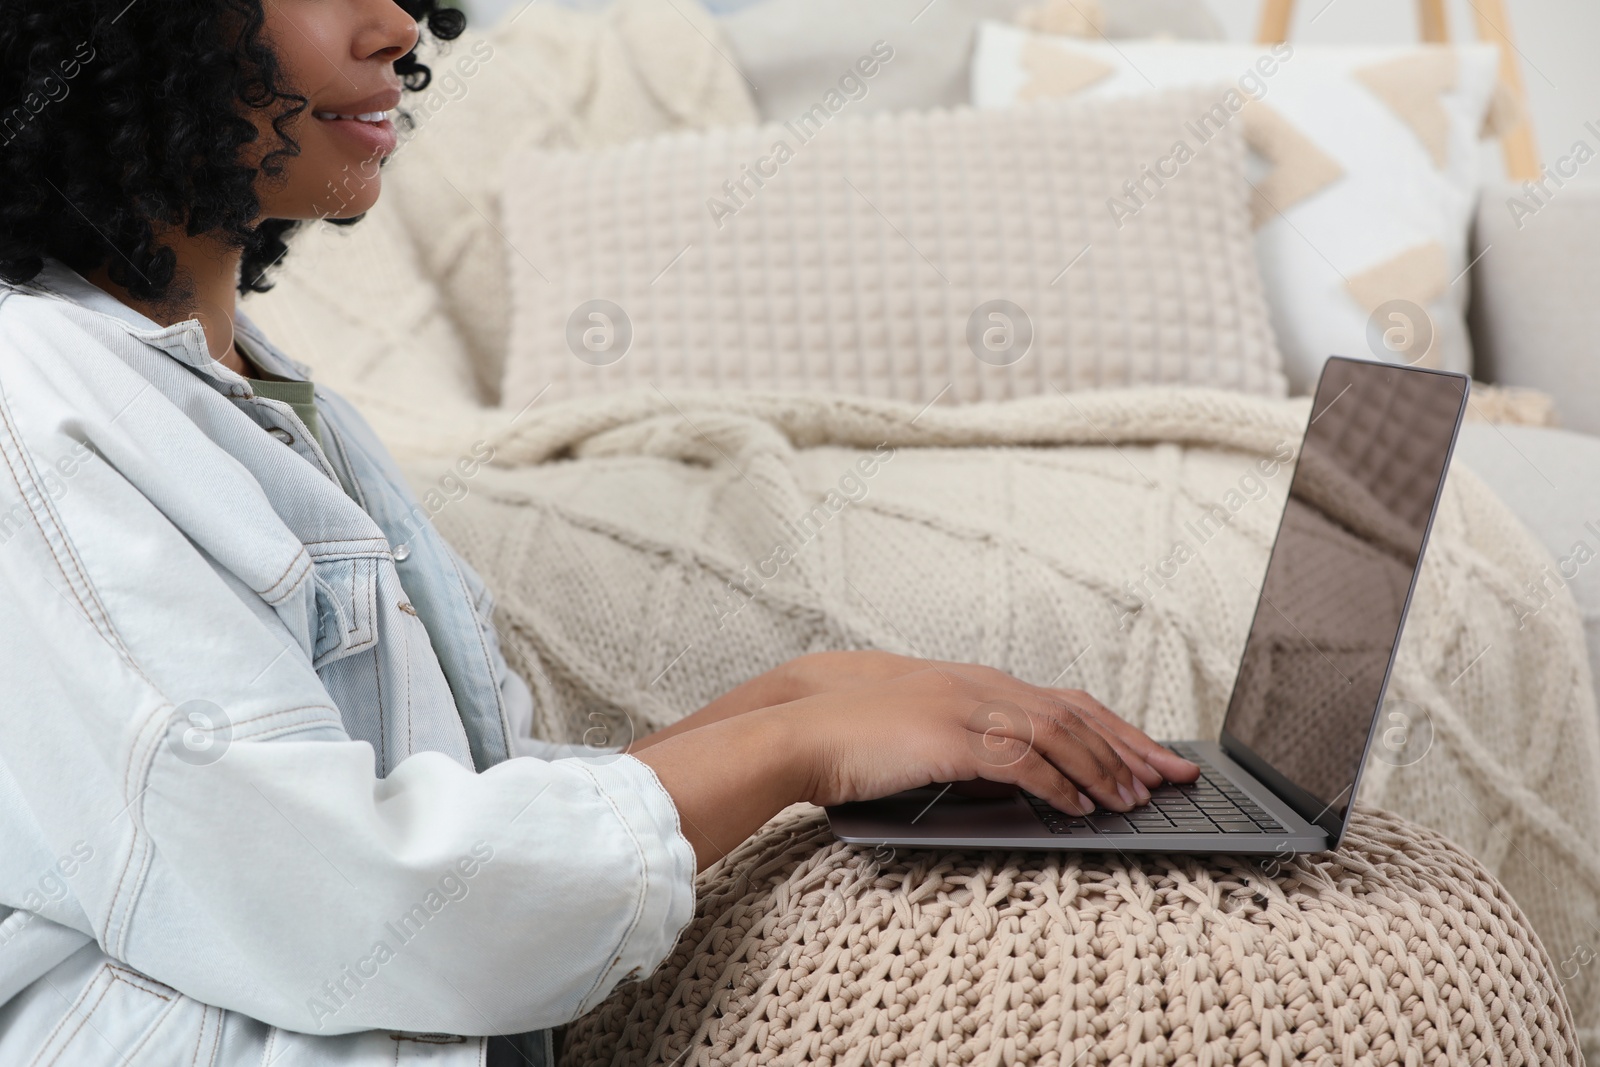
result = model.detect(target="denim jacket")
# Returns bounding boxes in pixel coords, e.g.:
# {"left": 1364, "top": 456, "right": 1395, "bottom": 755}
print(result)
{"left": 0, "top": 261, "right": 695, "bottom": 1066}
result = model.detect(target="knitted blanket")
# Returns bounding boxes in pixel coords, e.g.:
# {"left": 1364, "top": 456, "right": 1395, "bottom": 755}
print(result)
{"left": 429, "top": 386, "right": 1600, "bottom": 1055}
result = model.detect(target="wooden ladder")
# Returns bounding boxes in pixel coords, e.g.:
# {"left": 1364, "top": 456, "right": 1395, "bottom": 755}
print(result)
{"left": 1255, "top": 0, "right": 1541, "bottom": 180}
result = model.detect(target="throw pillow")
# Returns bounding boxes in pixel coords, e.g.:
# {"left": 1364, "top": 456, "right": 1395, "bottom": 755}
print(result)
{"left": 971, "top": 24, "right": 1502, "bottom": 393}
{"left": 501, "top": 90, "right": 1287, "bottom": 407}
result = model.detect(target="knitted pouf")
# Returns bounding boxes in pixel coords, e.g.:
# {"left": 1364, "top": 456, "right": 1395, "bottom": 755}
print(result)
{"left": 559, "top": 805, "right": 1578, "bottom": 1067}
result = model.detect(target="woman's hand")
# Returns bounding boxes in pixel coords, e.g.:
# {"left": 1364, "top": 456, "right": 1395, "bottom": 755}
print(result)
{"left": 635, "top": 663, "right": 1196, "bottom": 870}
{"left": 779, "top": 652, "right": 1198, "bottom": 794}
{"left": 774, "top": 666, "right": 1190, "bottom": 813}
{"left": 633, "top": 651, "right": 1197, "bottom": 798}
{"left": 640, "top": 650, "right": 1196, "bottom": 792}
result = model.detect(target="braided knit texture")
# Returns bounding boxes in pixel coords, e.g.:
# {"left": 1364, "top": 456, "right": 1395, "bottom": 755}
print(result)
{"left": 556, "top": 804, "right": 1576, "bottom": 1067}
{"left": 425, "top": 386, "right": 1600, "bottom": 1058}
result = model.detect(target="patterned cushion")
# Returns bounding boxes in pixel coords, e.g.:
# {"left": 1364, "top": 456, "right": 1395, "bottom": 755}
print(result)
{"left": 971, "top": 27, "right": 1503, "bottom": 394}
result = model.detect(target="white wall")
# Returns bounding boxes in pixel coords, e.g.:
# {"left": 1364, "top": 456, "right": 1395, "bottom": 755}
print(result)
{"left": 1205, "top": 0, "right": 1600, "bottom": 185}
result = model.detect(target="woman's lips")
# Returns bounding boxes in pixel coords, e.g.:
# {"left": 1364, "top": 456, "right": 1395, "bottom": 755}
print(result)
{"left": 313, "top": 110, "right": 398, "bottom": 159}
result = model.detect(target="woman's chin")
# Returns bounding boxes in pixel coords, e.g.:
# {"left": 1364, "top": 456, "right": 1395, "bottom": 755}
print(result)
{"left": 271, "top": 179, "right": 383, "bottom": 222}
{"left": 321, "top": 189, "right": 381, "bottom": 220}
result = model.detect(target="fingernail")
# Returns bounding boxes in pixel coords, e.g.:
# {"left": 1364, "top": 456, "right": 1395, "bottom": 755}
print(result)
{"left": 1133, "top": 778, "right": 1150, "bottom": 803}
{"left": 1116, "top": 782, "right": 1137, "bottom": 809}
{"left": 1075, "top": 790, "right": 1095, "bottom": 814}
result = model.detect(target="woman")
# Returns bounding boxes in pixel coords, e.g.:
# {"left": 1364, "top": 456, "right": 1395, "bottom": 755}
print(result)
{"left": 0, "top": 2, "right": 1197, "bottom": 1064}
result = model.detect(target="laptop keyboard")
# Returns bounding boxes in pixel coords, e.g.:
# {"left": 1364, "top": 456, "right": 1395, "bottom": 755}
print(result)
{"left": 1023, "top": 744, "right": 1285, "bottom": 835}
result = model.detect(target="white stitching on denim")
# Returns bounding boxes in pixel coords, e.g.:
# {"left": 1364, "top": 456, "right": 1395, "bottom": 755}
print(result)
{"left": 568, "top": 762, "right": 654, "bottom": 1017}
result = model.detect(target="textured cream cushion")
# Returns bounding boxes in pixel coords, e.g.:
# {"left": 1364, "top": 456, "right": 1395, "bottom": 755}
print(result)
{"left": 501, "top": 92, "right": 1287, "bottom": 408}
{"left": 972, "top": 26, "right": 1502, "bottom": 394}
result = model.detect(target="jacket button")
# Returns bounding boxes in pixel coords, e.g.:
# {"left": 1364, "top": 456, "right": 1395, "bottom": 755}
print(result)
{"left": 268, "top": 427, "right": 294, "bottom": 446}
{"left": 392, "top": 543, "right": 411, "bottom": 563}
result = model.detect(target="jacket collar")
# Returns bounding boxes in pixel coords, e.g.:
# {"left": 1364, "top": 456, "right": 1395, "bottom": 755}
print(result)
{"left": 15, "top": 258, "right": 311, "bottom": 385}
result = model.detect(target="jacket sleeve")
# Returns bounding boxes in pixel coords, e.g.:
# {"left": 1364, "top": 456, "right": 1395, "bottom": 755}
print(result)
{"left": 0, "top": 332, "right": 696, "bottom": 1037}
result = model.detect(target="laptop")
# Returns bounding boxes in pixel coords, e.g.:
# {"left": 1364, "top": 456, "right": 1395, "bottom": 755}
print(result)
{"left": 827, "top": 356, "right": 1470, "bottom": 855}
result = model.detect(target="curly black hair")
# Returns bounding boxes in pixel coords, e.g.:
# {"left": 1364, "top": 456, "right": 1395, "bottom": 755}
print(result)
{"left": 0, "top": 0, "right": 466, "bottom": 305}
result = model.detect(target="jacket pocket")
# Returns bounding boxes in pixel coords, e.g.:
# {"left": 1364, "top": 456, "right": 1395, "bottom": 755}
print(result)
{"left": 310, "top": 553, "right": 381, "bottom": 668}
{"left": 25, "top": 963, "right": 180, "bottom": 1067}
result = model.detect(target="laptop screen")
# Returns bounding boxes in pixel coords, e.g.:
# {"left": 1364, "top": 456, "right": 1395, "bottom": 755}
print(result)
{"left": 1220, "top": 357, "right": 1468, "bottom": 842}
